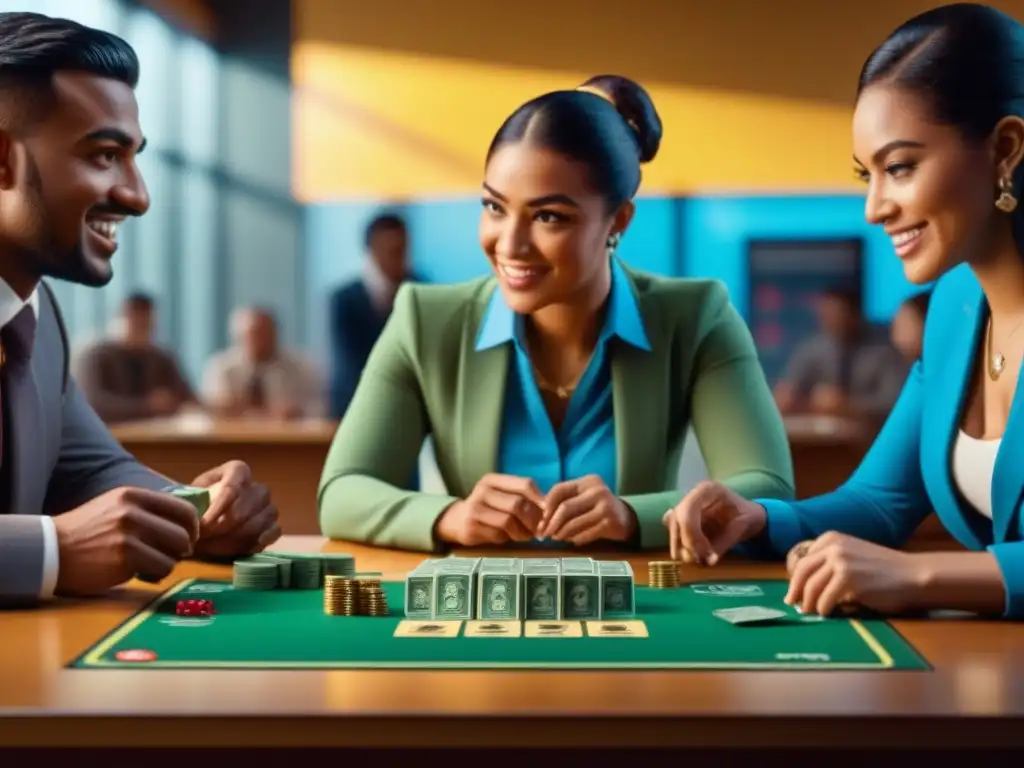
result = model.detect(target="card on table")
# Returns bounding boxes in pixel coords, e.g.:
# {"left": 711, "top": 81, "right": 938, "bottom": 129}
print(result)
{"left": 393, "top": 620, "right": 462, "bottom": 638}
{"left": 524, "top": 620, "right": 583, "bottom": 638}
{"left": 712, "top": 606, "right": 787, "bottom": 625}
{"left": 691, "top": 584, "right": 764, "bottom": 597}
{"left": 585, "top": 620, "right": 648, "bottom": 638}
{"left": 465, "top": 620, "right": 521, "bottom": 638}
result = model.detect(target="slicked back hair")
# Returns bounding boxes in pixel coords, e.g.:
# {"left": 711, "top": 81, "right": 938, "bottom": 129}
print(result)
{"left": 0, "top": 12, "right": 138, "bottom": 132}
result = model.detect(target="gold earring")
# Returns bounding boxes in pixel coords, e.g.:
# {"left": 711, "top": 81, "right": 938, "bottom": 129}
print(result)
{"left": 996, "top": 176, "right": 1018, "bottom": 213}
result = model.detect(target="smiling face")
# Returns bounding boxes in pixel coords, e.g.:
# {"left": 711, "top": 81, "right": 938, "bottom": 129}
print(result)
{"left": 0, "top": 70, "right": 149, "bottom": 292}
{"left": 852, "top": 84, "right": 1008, "bottom": 285}
{"left": 479, "top": 142, "right": 632, "bottom": 315}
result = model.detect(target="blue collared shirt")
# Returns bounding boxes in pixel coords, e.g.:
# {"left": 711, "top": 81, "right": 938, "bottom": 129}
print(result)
{"left": 475, "top": 259, "right": 651, "bottom": 500}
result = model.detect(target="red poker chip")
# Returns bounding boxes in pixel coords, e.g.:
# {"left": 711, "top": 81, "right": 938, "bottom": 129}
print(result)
{"left": 115, "top": 648, "right": 157, "bottom": 662}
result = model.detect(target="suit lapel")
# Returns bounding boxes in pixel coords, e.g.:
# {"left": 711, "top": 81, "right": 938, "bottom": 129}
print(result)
{"left": 921, "top": 280, "right": 990, "bottom": 548}
{"left": 612, "top": 287, "right": 670, "bottom": 495}
{"left": 457, "top": 290, "right": 510, "bottom": 495}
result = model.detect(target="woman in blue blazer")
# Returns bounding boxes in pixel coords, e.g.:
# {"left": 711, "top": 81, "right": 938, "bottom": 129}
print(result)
{"left": 665, "top": 3, "right": 1024, "bottom": 619}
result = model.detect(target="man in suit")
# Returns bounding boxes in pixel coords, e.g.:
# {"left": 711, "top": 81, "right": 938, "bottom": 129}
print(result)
{"left": 203, "top": 306, "right": 326, "bottom": 419}
{"left": 328, "top": 212, "right": 412, "bottom": 419}
{"left": 74, "top": 291, "right": 198, "bottom": 423}
{"left": 0, "top": 13, "right": 280, "bottom": 605}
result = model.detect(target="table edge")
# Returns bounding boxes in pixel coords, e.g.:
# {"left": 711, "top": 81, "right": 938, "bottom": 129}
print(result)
{"left": 2, "top": 714, "right": 1024, "bottom": 748}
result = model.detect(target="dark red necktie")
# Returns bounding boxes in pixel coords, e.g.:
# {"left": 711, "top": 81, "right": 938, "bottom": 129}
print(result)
{"left": 0, "top": 305, "right": 37, "bottom": 468}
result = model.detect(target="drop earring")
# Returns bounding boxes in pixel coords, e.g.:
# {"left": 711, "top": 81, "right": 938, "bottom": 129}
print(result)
{"left": 996, "top": 176, "right": 1018, "bottom": 213}
{"left": 606, "top": 232, "right": 622, "bottom": 256}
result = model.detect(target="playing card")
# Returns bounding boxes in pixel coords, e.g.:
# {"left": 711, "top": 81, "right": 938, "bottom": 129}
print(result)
{"left": 691, "top": 584, "right": 764, "bottom": 597}
{"left": 585, "top": 620, "right": 648, "bottom": 638}
{"left": 393, "top": 620, "right": 461, "bottom": 637}
{"left": 712, "top": 606, "right": 787, "bottom": 624}
{"left": 524, "top": 620, "right": 583, "bottom": 637}
{"left": 465, "top": 620, "right": 521, "bottom": 638}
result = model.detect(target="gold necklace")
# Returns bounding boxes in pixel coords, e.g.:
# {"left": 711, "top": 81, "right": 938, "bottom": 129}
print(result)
{"left": 532, "top": 365, "right": 584, "bottom": 400}
{"left": 988, "top": 314, "right": 1024, "bottom": 380}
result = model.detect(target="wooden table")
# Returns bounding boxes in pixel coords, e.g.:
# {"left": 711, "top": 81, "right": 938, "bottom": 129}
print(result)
{"left": 111, "top": 415, "right": 338, "bottom": 535}
{"left": 3, "top": 536, "right": 1024, "bottom": 750}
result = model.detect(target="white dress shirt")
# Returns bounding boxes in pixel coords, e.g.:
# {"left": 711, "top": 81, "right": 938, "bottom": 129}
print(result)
{"left": 0, "top": 277, "right": 54, "bottom": 599}
{"left": 201, "top": 345, "right": 327, "bottom": 418}
{"left": 362, "top": 256, "right": 400, "bottom": 315}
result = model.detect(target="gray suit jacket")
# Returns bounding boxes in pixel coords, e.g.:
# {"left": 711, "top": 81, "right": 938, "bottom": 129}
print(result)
{"left": 0, "top": 283, "right": 171, "bottom": 603}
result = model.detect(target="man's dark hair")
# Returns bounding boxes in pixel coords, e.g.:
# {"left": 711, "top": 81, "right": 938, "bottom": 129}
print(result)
{"left": 364, "top": 212, "right": 406, "bottom": 246}
{"left": 0, "top": 12, "right": 139, "bottom": 130}
{"left": 124, "top": 291, "right": 153, "bottom": 310}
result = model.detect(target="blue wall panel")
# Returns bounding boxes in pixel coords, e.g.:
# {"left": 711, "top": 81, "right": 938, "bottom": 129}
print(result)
{"left": 304, "top": 193, "right": 920, "bottom": 362}
{"left": 679, "top": 194, "right": 916, "bottom": 322}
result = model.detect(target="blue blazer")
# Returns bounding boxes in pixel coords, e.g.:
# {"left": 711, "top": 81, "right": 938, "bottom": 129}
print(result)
{"left": 328, "top": 279, "right": 388, "bottom": 419}
{"left": 750, "top": 264, "right": 1024, "bottom": 618}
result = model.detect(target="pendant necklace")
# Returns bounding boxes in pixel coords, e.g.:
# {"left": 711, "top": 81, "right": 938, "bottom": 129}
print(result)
{"left": 988, "top": 314, "right": 1024, "bottom": 380}
{"left": 532, "top": 365, "right": 585, "bottom": 400}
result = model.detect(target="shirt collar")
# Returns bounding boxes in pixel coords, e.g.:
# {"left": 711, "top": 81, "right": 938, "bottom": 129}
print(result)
{"left": 475, "top": 258, "right": 651, "bottom": 352}
{"left": 0, "top": 276, "right": 38, "bottom": 329}
{"left": 363, "top": 255, "right": 399, "bottom": 312}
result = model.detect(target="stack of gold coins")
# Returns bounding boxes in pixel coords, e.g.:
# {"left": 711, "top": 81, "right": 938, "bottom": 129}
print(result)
{"left": 357, "top": 579, "right": 389, "bottom": 616}
{"left": 323, "top": 575, "right": 358, "bottom": 615}
{"left": 356, "top": 576, "right": 380, "bottom": 612}
{"left": 648, "top": 560, "right": 681, "bottom": 589}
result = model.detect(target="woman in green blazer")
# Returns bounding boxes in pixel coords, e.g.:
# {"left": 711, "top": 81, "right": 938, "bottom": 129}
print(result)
{"left": 318, "top": 74, "right": 795, "bottom": 552}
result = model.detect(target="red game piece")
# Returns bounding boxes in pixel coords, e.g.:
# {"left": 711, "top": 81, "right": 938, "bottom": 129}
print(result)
{"left": 175, "top": 598, "right": 216, "bottom": 617}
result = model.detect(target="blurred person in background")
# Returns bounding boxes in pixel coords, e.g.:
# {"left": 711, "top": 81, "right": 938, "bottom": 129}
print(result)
{"left": 328, "top": 212, "right": 413, "bottom": 419}
{"left": 75, "top": 291, "right": 196, "bottom": 423}
{"left": 891, "top": 290, "right": 931, "bottom": 363}
{"left": 773, "top": 287, "right": 907, "bottom": 419}
{"left": 203, "top": 307, "right": 325, "bottom": 420}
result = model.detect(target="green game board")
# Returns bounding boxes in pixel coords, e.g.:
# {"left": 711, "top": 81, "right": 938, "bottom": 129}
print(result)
{"left": 70, "top": 578, "right": 930, "bottom": 670}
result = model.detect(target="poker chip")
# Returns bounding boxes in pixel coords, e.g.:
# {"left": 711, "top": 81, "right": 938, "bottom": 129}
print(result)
{"left": 114, "top": 648, "right": 157, "bottom": 662}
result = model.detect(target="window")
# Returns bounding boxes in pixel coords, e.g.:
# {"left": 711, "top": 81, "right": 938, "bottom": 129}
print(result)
{"left": 26, "top": 0, "right": 121, "bottom": 31}
{"left": 177, "top": 168, "right": 218, "bottom": 382}
{"left": 179, "top": 36, "right": 219, "bottom": 168}
{"left": 128, "top": 150, "right": 174, "bottom": 342}
{"left": 120, "top": 7, "right": 176, "bottom": 153}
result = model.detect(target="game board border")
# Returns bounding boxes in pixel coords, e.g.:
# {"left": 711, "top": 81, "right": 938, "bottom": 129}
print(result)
{"left": 69, "top": 578, "right": 932, "bottom": 671}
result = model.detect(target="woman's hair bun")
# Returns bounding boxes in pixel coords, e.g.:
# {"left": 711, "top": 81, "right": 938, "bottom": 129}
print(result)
{"left": 577, "top": 74, "right": 662, "bottom": 163}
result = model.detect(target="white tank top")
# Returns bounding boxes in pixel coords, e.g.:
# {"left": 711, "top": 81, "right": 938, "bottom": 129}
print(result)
{"left": 952, "top": 430, "right": 1002, "bottom": 519}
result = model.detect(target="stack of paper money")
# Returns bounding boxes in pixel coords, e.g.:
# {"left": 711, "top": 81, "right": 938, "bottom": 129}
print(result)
{"left": 403, "top": 556, "right": 634, "bottom": 621}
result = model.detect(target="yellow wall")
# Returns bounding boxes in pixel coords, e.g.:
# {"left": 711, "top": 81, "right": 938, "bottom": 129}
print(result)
{"left": 292, "top": 0, "right": 1024, "bottom": 202}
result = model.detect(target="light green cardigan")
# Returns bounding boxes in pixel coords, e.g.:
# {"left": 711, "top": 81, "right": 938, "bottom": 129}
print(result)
{"left": 318, "top": 263, "right": 795, "bottom": 551}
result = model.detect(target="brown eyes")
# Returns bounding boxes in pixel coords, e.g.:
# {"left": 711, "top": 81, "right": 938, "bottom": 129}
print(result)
{"left": 852, "top": 162, "right": 916, "bottom": 183}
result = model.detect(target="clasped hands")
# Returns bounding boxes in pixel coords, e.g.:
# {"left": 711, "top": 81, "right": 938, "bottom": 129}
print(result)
{"left": 662, "top": 480, "right": 925, "bottom": 616}
{"left": 435, "top": 473, "right": 636, "bottom": 547}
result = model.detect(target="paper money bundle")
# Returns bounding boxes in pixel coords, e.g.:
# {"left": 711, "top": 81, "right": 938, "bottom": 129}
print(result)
{"left": 404, "top": 556, "right": 635, "bottom": 621}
